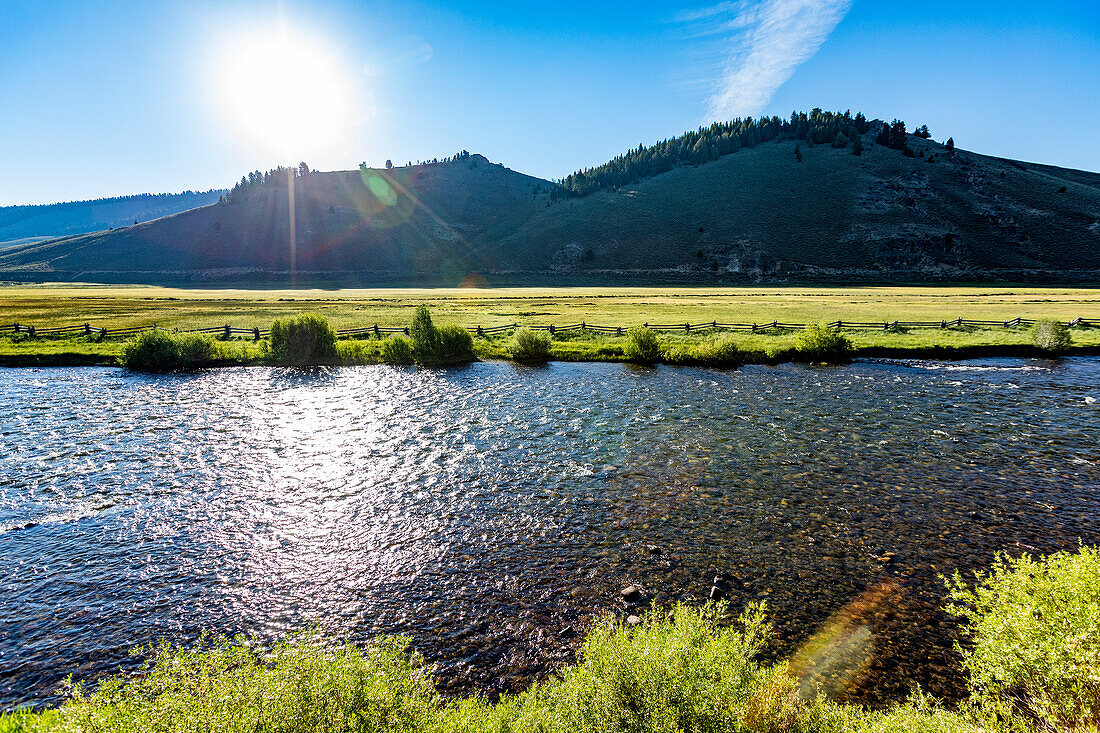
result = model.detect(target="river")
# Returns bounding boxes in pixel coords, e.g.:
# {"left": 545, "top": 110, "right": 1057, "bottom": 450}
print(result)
{"left": 1, "top": 358, "right": 1098, "bottom": 709}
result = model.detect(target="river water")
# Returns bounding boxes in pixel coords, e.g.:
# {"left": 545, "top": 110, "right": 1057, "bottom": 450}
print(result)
{"left": 1, "top": 359, "right": 1098, "bottom": 709}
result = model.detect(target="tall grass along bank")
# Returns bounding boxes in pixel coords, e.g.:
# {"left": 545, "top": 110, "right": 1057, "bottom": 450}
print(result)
{"left": 4, "top": 546, "right": 1098, "bottom": 732}
{"left": 5, "top": 313, "right": 1099, "bottom": 369}
{"left": 121, "top": 330, "right": 250, "bottom": 372}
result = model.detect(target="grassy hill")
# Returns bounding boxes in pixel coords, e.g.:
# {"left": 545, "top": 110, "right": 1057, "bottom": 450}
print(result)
{"left": 2, "top": 125, "right": 1098, "bottom": 285}
{"left": 0, "top": 190, "right": 226, "bottom": 244}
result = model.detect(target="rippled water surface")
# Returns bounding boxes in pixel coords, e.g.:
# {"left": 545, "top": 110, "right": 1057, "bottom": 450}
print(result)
{"left": 1, "top": 359, "right": 1098, "bottom": 709}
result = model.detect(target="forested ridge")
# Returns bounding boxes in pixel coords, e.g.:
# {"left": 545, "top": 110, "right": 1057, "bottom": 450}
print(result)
{"left": 558, "top": 110, "right": 935, "bottom": 197}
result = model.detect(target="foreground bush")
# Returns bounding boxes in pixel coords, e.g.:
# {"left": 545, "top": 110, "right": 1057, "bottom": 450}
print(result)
{"left": 409, "top": 306, "right": 474, "bottom": 363}
{"left": 268, "top": 313, "right": 338, "bottom": 365}
{"left": 1, "top": 605, "right": 851, "bottom": 733}
{"left": 122, "top": 330, "right": 220, "bottom": 372}
{"left": 11, "top": 548, "right": 1100, "bottom": 732}
{"left": 795, "top": 323, "right": 853, "bottom": 363}
{"left": 510, "top": 327, "right": 552, "bottom": 362}
{"left": 1032, "top": 320, "right": 1072, "bottom": 354}
{"left": 624, "top": 325, "right": 661, "bottom": 363}
{"left": 946, "top": 546, "right": 1100, "bottom": 731}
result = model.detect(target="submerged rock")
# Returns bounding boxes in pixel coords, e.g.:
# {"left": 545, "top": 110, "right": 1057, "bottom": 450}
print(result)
{"left": 620, "top": 585, "right": 641, "bottom": 603}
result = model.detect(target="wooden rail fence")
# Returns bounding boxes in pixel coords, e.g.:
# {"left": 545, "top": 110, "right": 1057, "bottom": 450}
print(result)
{"left": 1, "top": 317, "right": 1096, "bottom": 340}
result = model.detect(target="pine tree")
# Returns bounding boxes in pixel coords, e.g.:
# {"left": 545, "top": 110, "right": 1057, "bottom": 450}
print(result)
{"left": 794, "top": 144, "right": 802, "bottom": 162}
{"left": 946, "top": 137, "right": 955, "bottom": 151}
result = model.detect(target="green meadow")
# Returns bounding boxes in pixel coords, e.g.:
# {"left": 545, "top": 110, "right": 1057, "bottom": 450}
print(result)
{"left": 1, "top": 284, "right": 1098, "bottom": 366}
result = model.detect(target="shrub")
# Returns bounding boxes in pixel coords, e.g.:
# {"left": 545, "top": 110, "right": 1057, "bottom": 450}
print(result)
{"left": 10, "top": 604, "right": 846, "bottom": 733}
{"left": 408, "top": 306, "right": 473, "bottom": 363}
{"left": 17, "top": 632, "right": 439, "bottom": 733}
{"left": 122, "top": 330, "right": 220, "bottom": 372}
{"left": 795, "top": 323, "right": 853, "bottom": 363}
{"left": 409, "top": 306, "right": 442, "bottom": 358}
{"left": 662, "top": 333, "right": 741, "bottom": 367}
{"left": 437, "top": 324, "right": 474, "bottom": 363}
{"left": 1032, "top": 320, "right": 1072, "bottom": 354}
{"left": 945, "top": 545, "right": 1100, "bottom": 730}
{"left": 381, "top": 335, "right": 415, "bottom": 365}
{"left": 510, "top": 327, "right": 551, "bottom": 362}
{"left": 268, "top": 313, "right": 337, "bottom": 365}
{"left": 624, "top": 325, "right": 661, "bottom": 364}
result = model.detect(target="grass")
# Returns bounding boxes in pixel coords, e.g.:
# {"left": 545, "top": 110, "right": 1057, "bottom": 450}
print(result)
{"left": 2, "top": 284, "right": 1100, "bottom": 332}
{"left": 2, "top": 286, "right": 1099, "bottom": 367}
{"left": 4, "top": 320, "right": 1100, "bottom": 369}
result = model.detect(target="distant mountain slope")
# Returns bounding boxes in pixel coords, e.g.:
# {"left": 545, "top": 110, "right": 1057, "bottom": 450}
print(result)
{"left": 2, "top": 125, "right": 1098, "bottom": 285}
{"left": 0, "top": 190, "right": 226, "bottom": 243}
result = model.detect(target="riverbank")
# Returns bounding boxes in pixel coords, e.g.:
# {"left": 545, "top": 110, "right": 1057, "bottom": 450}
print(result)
{"left": 2, "top": 323, "right": 1098, "bottom": 368}
{"left": 4, "top": 546, "right": 1098, "bottom": 732}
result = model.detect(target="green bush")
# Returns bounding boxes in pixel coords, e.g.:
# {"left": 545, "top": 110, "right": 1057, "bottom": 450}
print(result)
{"left": 409, "top": 306, "right": 442, "bottom": 358}
{"left": 945, "top": 546, "right": 1100, "bottom": 731}
{"left": 2, "top": 604, "right": 851, "bottom": 733}
{"left": 381, "top": 335, "right": 415, "bottom": 365}
{"left": 268, "top": 313, "right": 338, "bottom": 366}
{"left": 5, "top": 633, "right": 438, "bottom": 733}
{"left": 122, "top": 330, "right": 220, "bottom": 372}
{"left": 15, "top": 564, "right": 1096, "bottom": 733}
{"left": 437, "top": 325, "right": 474, "bottom": 362}
{"left": 510, "top": 327, "right": 552, "bottom": 362}
{"left": 1032, "top": 320, "right": 1072, "bottom": 354}
{"left": 408, "top": 306, "right": 473, "bottom": 363}
{"left": 624, "top": 325, "right": 661, "bottom": 363}
{"left": 795, "top": 323, "right": 853, "bottom": 363}
{"left": 662, "top": 333, "right": 742, "bottom": 366}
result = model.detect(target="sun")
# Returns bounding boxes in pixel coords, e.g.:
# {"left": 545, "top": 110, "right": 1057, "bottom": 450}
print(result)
{"left": 216, "top": 26, "right": 351, "bottom": 159}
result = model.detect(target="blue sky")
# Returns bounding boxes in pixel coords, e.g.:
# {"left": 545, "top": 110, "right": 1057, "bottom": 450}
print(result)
{"left": 1, "top": 0, "right": 1097, "bottom": 205}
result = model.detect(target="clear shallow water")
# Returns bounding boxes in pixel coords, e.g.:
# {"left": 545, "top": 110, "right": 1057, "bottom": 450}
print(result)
{"left": 1, "top": 359, "right": 1098, "bottom": 709}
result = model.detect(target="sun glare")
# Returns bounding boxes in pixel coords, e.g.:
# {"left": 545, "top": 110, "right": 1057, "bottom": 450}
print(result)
{"left": 217, "top": 27, "right": 352, "bottom": 159}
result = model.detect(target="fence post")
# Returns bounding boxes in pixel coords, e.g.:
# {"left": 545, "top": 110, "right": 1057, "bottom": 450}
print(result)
{"left": 224, "top": 324, "right": 231, "bottom": 339}
{"left": 751, "top": 323, "right": 757, "bottom": 333}
{"left": 253, "top": 327, "right": 260, "bottom": 340}
{"left": 712, "top": 320, "right": 716, "bottom": 329}
{"left": 85, "top": 323, "right": 91, "bottom": 335}
{"left": 13, "top": 323, "right": 18, "bottom": 333}
{"left": 373, "top": 324, "right": 380, "bottom": 337}
{"left": 549, "top": 324, "right": 555, "bottom": 335}
{"left": 617, "top": 326, "right": 623, "bottom": 336}
{"left": 685, "top": 322, "right": 690, "bottom": 332}
{"left": 476, "top": 325, "right": 483, "bottom": 336}
{"left": 581, "top": 322, "right": 586, "bottom": 331}
{"left": 28, "top": 326, "right": 34, "bottom": 338}
{"left": 403, "top": 327, "right": 409, "bottom": 336}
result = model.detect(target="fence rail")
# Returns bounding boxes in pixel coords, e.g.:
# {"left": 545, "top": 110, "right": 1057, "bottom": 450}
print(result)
{"left": 1, "top": 316, "right": 1097, "bottom": 340}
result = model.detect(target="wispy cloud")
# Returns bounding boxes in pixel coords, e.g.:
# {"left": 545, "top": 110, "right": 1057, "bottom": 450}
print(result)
{"left": 681, "top": 0, "right": 853, "bottom": 122}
